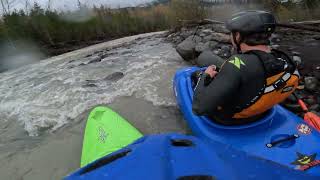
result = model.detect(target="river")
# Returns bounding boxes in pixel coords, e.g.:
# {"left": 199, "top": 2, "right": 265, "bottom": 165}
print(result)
{"left": 0, "top": 32, "right": 189, "bottom": 179}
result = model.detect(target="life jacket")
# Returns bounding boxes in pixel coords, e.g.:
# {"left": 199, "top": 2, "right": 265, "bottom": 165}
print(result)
{"left": 232, "top": 50, "right": 300, "bottom": 119}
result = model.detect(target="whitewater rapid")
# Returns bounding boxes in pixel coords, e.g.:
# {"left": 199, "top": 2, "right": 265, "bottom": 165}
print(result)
{"left": 0, "top": 32, "right": 187, "bottom": 136}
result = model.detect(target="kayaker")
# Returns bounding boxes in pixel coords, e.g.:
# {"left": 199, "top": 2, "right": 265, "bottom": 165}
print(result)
{"left": 192, "top": 10, "right": 300, "bottom": 125}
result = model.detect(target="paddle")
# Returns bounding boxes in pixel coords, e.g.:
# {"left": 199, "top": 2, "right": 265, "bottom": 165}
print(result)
{"left": 293, "top": 92, "right": 320, "bottom": 131}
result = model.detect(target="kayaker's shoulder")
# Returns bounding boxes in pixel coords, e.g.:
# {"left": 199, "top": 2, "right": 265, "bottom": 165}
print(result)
{"left": 227, "top": 54, "right": 258, "bottom": 63}
{"left": 223, "top": 54, "right": 253, "bottom": 70}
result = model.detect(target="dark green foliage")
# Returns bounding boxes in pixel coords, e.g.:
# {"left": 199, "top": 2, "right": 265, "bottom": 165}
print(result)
{"left": 0, "top": 3, "right": 172, "bottom": 56}
{"left": 0, "top": 0, "right": 319, "bottom": 57}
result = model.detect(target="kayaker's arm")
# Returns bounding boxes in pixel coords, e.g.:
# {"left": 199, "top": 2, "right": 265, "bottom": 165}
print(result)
{"left": 192, "top": 61, "right": 241, "bottom": 116}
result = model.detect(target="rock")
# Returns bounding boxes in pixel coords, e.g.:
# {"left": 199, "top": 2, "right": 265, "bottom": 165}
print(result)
{"left": 203, "top": 35, "right": 213, "bottom": 42}
{"left": 204, "top": 33, "right": 230, "bottom": 43}
{"left": 216, "top": 45, "right": 231, "bottom": 58}
{"left": 213, "top": 49, "right": 221, "bottom": 55}
{"left": 88, "top": 56, "right": 102, "bottom": 64}
{"left": 199, "top": 33, "right": 207, "bottom": 37}
{"left": 304, "top": 97, "right": 316, "bottom": 105}
{"left": 204, "top": 41, "right": 218, "bottom": 50}
{"left": 271, "top": 34, "right": 281, "bottom": 40}
{"left": 173, "top": 37, "right": 183, "bottom": 44}
{"left": 83, "top": 83, "right": 98, "bottom": 88}
{"left": 314, "top": 67, "right": 320, "bottom": 80}
{"left": 292, "top": 51, "right": 301, "bottom": 56}
{"left": 195, "top": 42, "right": 208, "bottom": 53}
{"left": 196, "top": 50, "right": 225, "bottom": 68}
{"left": 104, "top": 72, "right": 124, "bottom": 82}
{"left": 286, "top": 94, "right": 297, "bottom": 103}
{"left": 68, "top": 59, "right": 76, "bottom": 64}
{"left": 304, "top": 76, "right": 319, "bottom": 92}
{"left": 211, "top": 25, "right": 230, "bottom": 34}
{"left": 312, "top": 35, "right": 320, "bottom": 40}
{"left": 271, "top": 45, "right": 280, "bottom": 49}
{"left": 176, "top": 35, "right": 202, "bottom": 61}
{"left": 180, "top": 29, "right": 193, "bottom": 39}
{"left": 200, "top": 29, "right": 214, "bottom": 36}
{"left": 86, "top": 79, "right": 97, "bottom": 83}
{"left": 310, "top": 104, "right": 320, "bottom": 112}
{"left": 292, "top": 56, "right": 302, "bottom": 66}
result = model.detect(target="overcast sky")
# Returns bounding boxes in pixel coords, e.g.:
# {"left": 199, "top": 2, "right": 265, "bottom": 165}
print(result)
{"left": 4, "top": 0, "right": 154, "bottom": 12}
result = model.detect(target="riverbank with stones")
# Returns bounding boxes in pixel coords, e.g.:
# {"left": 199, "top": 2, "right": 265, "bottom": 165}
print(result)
{"left": 165, "top": 23, "right": 320, "bottom": 116}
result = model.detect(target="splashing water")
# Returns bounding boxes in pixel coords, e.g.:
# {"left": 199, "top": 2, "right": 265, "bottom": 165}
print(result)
{"left": 0, "top": 33, "right": 187, "bottom": 136}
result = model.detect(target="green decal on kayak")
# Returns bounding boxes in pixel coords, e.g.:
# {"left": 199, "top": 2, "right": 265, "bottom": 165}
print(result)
{"left": 80, "top": 106, "right": 143, "bottom": 167}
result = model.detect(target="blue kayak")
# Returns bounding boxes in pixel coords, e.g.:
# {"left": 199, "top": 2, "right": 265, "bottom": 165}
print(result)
{"left": 173, "top": 67, "right": 320, "bottom": 176}
{"left": 66, "top": 133, "right": 318, "bottom": 180}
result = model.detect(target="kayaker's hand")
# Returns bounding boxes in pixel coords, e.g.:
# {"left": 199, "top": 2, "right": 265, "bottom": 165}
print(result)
{"left": 205, "top": 65, "right": 218, "bottom": 78}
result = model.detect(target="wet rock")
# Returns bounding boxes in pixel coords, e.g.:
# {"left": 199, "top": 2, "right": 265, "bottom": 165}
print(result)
{"left": 304, "top": 96, "right": 317, "bottom": 105}
{"left": 211, "top": 25, "right": 229, "bottom": 34}
{"left": 206, "top": 41, "right": 219, "bottom": 50}
{"left": 213, "top": 49, "right": 221, "bottom": 55}
{"left": 207, "top": 33, "right": 230, "bottom": 43}
{"left": 172, "top": 36, "right": 183, "bottom": 44}
{"left": 176, "top": 35, "right": 202, "bottom": 61}
{"left": 202, "top": 33, "right": 229, "bottom": 43}
{"left": 199, "top": 33, "right": 207, "bottom": 37}
{"left": 85, "top": 80, "right": 97, "bottom": 84}
{"left": 180, "top": 28, "right": 193, "bottom": 39}
{"left": 304, "top": 77, "right": 319, "bottom": 92}
{"left": 68, "top": 60, "right": 76, "bottom": 64}
{"left": 286, "top": 94, "right": 297, "bottom": 103}
{"left": 88, "top": 56, "right": 102, "bottom": 64}
{"left": 121, "top": 50, "right": 133, "bottom": 55}
{"left": 313, "top": 35, "right": 320, "bottom": 40}
{"left": 271, "top": 45, "right": 280, "bottom": 49}
{"left": 310, "top": 104, "right": 320, "bottom": 112}
{"left": 83, "top": 83, "right": 98, "bottom": 88}
{"left": 314, "top": 68, "right": 320, "bottom": 80}
{"left": 200, "top": 29, "right": 214, "bottom": 36}
{"left": 104, "top": 72, "right": 124, "bottom": 82}
{"left": 203, "top": 35, "right": 213, "bottom": 42}
{"left": 292, "top": 55, "right": 302, "bottom": 66}
{"left": 292, "top": 51, "right": 301, "bottom": 56}
{"left": 196, "top": 50, "right": 224, "bottom": 68}
{"left": 220, "top": 45, "right": 232, "bottom": 58}
{"left": 100, "top": 52, "right": 117, "bottom": 59}
{"left": 195, "top": 42, "right": 209, "bottom": 53}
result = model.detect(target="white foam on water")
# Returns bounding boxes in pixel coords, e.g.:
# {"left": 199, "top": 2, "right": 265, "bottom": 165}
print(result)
{"left": 0, "top": 36, "right": 186, "bottom": 136}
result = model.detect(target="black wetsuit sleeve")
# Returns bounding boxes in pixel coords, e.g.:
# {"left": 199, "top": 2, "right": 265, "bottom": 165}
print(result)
{"left": 192, "top": 61, "right": 241, "bottom": 116}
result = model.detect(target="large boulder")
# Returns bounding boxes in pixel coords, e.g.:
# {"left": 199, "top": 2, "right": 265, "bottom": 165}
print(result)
{"left": 204, "top": 33, "right": 230, "bottom": 43}
{"left": 304, "top": 76, "right": 319, "bottom": 92}
{"left": 196, "top": 50, "right": 225, "bottom": 68}
{"left": 176, "top": 35, "right": 202, "bottom": 61}
{"left": 211, "top": 24, "right": 230, "bottom": 34}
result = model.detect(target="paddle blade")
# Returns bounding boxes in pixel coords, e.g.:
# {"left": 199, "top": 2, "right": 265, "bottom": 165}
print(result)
{"left": 304, "top": 112, "right": 320, "bottom": 131}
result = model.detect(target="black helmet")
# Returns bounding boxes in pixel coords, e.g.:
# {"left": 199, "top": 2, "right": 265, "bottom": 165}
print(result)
{"left": 226, "top": 10, "right": 276, "bottom": 35}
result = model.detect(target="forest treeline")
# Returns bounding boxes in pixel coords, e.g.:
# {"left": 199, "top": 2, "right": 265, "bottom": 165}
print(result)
{"left": 0, "top": 0, "right": 319, "bottom": 57}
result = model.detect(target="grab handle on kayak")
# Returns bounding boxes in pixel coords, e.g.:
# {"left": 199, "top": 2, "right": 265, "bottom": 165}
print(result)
{"left": 266, "top": 134, "right": 300, "bottom": 148}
